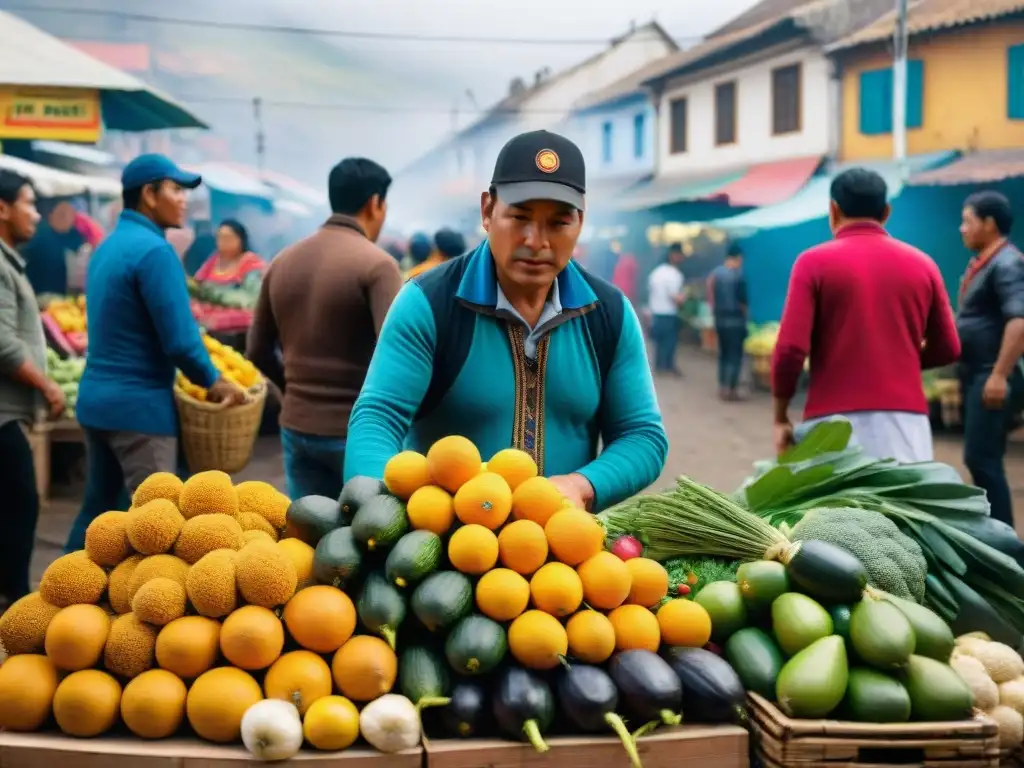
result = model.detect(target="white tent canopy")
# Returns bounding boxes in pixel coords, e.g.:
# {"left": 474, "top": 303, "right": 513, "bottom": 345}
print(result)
{"left": 0, "top": 154, "right": 120, "bottom": 198}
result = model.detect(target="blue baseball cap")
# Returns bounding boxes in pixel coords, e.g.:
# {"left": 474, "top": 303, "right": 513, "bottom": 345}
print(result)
{"left": 121, "top": 154, "right": 202, "bottom": 191}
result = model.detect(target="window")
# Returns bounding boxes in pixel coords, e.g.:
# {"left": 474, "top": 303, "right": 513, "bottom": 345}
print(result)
{"left": 1008, "top": 45, "right": 1024, "bottom": 119}
{"left": 772, "top": 64, "right": 802, "bottom": 134}
{"left": 633, "top": 112, "right": 646, "bottom": 159}
{"left": 669, "top": 97, "right": 688, "bottom": 154}
{"left": 858, "top": 60, "right": 924, "bottom": 135}
{"left": 601, "top": 121, "right": 613, "bottom": 164}
{"left": 715, "top": 81, "right": 737, "bottom": 145}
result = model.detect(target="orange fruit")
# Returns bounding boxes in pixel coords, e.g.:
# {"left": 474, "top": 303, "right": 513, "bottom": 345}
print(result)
{"left": 566, "top": 611, "right": 616, "bottom": 663}
{"left": 487, "top": 449, "right": 538, "bottom": 491}
{"left": 282, "top": 585, "right": 357, "bottom": 654}
{"left": 544, "top": 509, "right": 604, "bottom": 566}
{"left": 625, "top": 558, "right": 670, "bottom": 608}
{"left": 426, "top": 436, "right": 481, "bottom": 493}
{"left": 657, "top": 599, "right": 712, "bottom": 648}
{"left": 383, "top": 451, "right": 431, "bottom": 499}
{"left": 511, "top": 476, "right": 565, "bottom": 527}
{"left": 577, "top": 552, "right": 631, "bottom": 611}
{"left": 406, "top": 486, "right": 455, "bottom": 535}
{"left": 219, "top": 606, "right": 285, "bottom": 670}
{"left": 529, "top": 562, "right": 583, "bottom": 617}
{"left": 608, "top": 604, "right": 661, "bottom": 652}
{"left": 453, "top": 472, "right": 512, "bottom": 529}
{"left": 498, "top": 519, "right": 548, "bottom": 575}
{"left": 448, "top": 524, "right": 499, "bottom": 575}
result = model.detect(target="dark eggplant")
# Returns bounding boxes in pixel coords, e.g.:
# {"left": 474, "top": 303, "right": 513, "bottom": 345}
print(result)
{"left": 558, "top": 664, "right": 641, "bottom": 768}
{"left": 661, "top": 646, "right": 746, "bottom": 723}
{"left": 608, "top": 650, "right": 682, "bottom": 726}
{"left": 492, "top": 666, "right": 555, "bottom": 753}
{"left": 441, "top": 681, "right": 489, "bottom": 738}
{"left": 785, "top": 539, "right": 868, "bottom": 604}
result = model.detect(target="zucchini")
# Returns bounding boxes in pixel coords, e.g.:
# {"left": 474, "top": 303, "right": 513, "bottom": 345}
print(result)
{"left": 661, "top": 646, "right": 746, "bottom": 723}
{"left": 557, "top": 664, "right": 641, "bottom": 768}
{"left": 493, "top": 666, "right": 554, "bottom": 753}
{"left": 357, "top": 572, "right": 406, "bottom": 649}
{"left": 849, "top": 598, "right": 915, "bottom": 669}
{"left": 313, "top": 526, "right": 362, "bottom": 588}
{"left": 411, "top": 571, "right": 473, "bottom": 632}
{"left": 386, "top": 530, "right": 442, "bottom": 588}
{"left": 352, "top": 494, "right": 409, "bottom": 551}
{"left": 339, "top": 476, "right": 386, "bottom": 523}
{"left": 607, "top": 650, "right": 682, "bottom": 726}
{"left": 784, "top": 539, "right": 868, "bottom": 604}
{"left": 445, "top": 615, "right": 507, "bottom": 676}
{"left": 775, "top": 635, "right": 848, "bottom": 718}
{"left": 842, "top": 667, "right": 911, "bottom": 723}
{"left": 286, "top": 495, "right": 343, "bottom": 545}
{"left": 441, "top": 681, "right": 489, "bottom": 738}
{"left": 399, "top": 646, "right": 450, "bottom": 709}
{"left": 724, "top": 627, "right": 783, "bottom": 700}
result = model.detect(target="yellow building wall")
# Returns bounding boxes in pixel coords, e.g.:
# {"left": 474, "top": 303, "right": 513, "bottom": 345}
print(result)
{"left": 840, "top": 22, "right": 1024, "bottom": 161}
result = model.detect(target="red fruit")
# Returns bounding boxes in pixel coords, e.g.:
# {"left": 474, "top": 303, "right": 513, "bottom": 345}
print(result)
{"left": 610, "top": 535, "right": 644, "bottom": 561}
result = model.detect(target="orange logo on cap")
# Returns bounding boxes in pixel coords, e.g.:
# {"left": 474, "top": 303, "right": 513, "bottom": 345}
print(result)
{"left": 536, "top": 149, "right": 560, "bottom": 173}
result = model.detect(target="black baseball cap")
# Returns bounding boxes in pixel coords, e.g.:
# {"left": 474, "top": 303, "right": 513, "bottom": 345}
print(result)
{"left": 491, "top": 130, "right": 586, "bottom": 210}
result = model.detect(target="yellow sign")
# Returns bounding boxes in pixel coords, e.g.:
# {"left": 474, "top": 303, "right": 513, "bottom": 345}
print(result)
{"left": 0, "top": 88, "right": 101, "bottom": 143}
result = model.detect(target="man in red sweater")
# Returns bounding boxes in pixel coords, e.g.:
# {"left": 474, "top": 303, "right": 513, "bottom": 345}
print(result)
{"left": 771, "top": 168, "right": 961, "bottom": 459}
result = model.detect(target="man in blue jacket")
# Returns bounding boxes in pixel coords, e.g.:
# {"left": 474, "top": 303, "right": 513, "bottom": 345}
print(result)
{"left": 67, "top": 155, "right": 245, "bottom": 551}
{"left": 344, "top": 131, "right": 668, "bottom": 510}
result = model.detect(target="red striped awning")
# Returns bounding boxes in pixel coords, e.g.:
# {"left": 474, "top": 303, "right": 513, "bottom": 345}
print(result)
{"left": 716, "top": 155, "right": 821, "bottom": 207}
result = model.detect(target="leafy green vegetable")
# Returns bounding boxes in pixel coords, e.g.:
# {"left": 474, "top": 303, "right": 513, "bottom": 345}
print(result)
{"left": 662, "top": 556, "right": 740, "bottom": 599}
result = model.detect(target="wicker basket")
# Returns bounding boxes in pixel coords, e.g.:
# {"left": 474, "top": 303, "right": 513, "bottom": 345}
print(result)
{"left": 174, "top": 380, "right": 267, "bottom": 474}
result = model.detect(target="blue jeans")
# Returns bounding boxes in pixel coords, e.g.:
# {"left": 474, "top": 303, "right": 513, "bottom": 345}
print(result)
{"left": 650, "top": 314, "right": 681, "bottom": 372}
{"left": 281, "top": 428, "right": 346, "bottom": 501}
{"left": 716, "top": 324, "right": 747, "bottom": 390}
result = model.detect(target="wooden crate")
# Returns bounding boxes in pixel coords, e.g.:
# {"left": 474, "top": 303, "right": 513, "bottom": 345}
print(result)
{"left": 424, "top": 725, "right": 749, "bottom": 768}
{"left": 748, "top": 693, "right": 999, "bottom": 768}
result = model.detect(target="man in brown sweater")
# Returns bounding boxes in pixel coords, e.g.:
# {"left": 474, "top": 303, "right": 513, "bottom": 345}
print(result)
{"left": 247, "top": 158, "right": 402, "bottom": 500}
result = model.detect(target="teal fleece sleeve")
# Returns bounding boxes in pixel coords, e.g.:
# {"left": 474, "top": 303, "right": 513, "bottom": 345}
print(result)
{"left": 577, "top": 295, "right": 668, "bottom": 509}
{"left": 344, "top": 283, "right": 437, "bottom": 482}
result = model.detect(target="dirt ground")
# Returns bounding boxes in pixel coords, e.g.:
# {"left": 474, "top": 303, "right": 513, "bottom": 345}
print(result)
{"left": 29, "top": 349, "right": 1024, "bottom": 586}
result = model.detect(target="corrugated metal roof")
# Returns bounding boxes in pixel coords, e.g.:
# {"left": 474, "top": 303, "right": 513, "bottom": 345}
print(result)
{"left": 829, "top": 0, "right": 1024, "bottom": 50}
{"left": 908, "top": 148, "right": 1024, "bottom": 185}
{"left": 0, "top": 11, "right": 206, "bottom": 131}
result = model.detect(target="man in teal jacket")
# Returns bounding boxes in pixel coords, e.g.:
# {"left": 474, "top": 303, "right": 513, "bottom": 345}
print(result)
{"left": 344, "top": 131, "right": 667, "bottom": 510}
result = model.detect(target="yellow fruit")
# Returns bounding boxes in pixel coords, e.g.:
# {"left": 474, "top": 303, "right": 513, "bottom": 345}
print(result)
{"left": 545, "top": 508, "right": 605, "bottom": 566}
{"left": 45, "top": 604, "right": 110, "bottom": 671}
{"left": 39, "top": 551, "right": 108, "bottom": 607}
{"left": 220, "top": 605, "right": 285, "bottom": 670}
{"left": 237, "top": 511, "right": 279, "bottom": 541}
{"left": 264, "top": 650, "right": 333, "bottom": 715}
{"left": 0, "top": 654, "right": 59, "bottom": 731}
{"left": 406, "top": 485, "right": 456, "bottom": 535}
{"left": 179, "top": 470, "right": 239, "bottom": 518}
{"left": 331, "top": 636, "right": 397, "bottom": 702}
{"left": 511, "top": 476, "right": 565, "bottom": 527}
{"left": 126, "top": 499, "right": 185, "bottom": 555}
{"left": 120, "top": 669, "right": 188, "bottom": 739}
{"left": 530, "top": 562, "right": 584, "bottom": 617}
{"left": 243, "top": 529, "right": 274, "bottom": 545}
{"left": 454, "top": 472, "right": 513, "bottom": 529}
{"left": 132, "top": 577, "right": 187, "bottom": 626}
{"left": 487, "top": 448, "right": 538, "bottom": 491}
{"left": 426, "top": 435, "right": 482, "bottom": 493}
{"left": 476, "top": 569, "right": 530, "bottom": 622}
{"left": 235, "top": 480, "right": 289, "bottom": 528}
{"left": 84, "top": 511, "right": 132, "bottom": 566}
{"left": 282, "top": 585, "right": 356, "bottom": 654}
{"left": 155, "top": 616, "right": 221, "bottom": 678}
{"left": 625, "top": 558, "right": 670, "bottom": 608}
{"left": 108, "top": 554, "right": 146, "bottom": 614}
{"left": 234, "top": 541, "right": 298, "bottom": 607}
{"left": 53, "top": 669, "right": 122, "bottom": 737}
{"left": 104, "top": 613, "right": 158, "bottom": 679}
{"left": 577, "top": 552, "right": 632, "bottom": 611}
{"left": 186, "top": 549, "right": 238, "bottom": 618}
{"left": 278, "top": 538, "right": 315, "bottom": 589}
{"left": 657, "top": 599, "right": 712, "bottom": 648}
{"left": 566, "top": 610, "right": 616, "bottom": 663}
{"left": 303, "top": 695, "right": 360, "bottom": 751}
{"left": 448, "top": 524, "right": 499, "bottom": 575}
{"left": 132, "top": 472, "right": 184, "bottom": 507}
{"left": 174, "top": 513, "right": 244, "bottom": 564}
{"left": 127, "top": 554, "right": 190, "bottom": 602}
{"left": 0, "top": 592, "right": 61, "bottom": 654}
{"left": 384, "top": 451, "right": 432, "bottom": 499}
{"left": 498, "top": 519, "right": 548, "bottom": 575}
{"left": 187, "top": 667, "right": 263, "bottom": 743}
{"left": 608, "top": 604, "right": 661, "bottom": 652}
{"left": 508, "top": 610, "right": 568, "bottom": 670}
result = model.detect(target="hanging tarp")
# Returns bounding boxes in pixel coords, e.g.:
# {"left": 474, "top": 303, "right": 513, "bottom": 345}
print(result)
{"left": 0, "top": 153, "right": 120, "bottom": 197}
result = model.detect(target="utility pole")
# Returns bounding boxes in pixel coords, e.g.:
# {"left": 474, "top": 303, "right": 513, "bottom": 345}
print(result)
{"left": 892, "top": 0, "right": 910, "bottom": 177}
{"left": 253, "top": 97, "right": 266, "bottom": 173}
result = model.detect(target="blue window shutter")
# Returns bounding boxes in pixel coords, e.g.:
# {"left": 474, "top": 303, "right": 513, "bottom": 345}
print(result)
{"left": 859, "top": 68, "right": 893, "bottom": 135}
{"left": 633, "top": 112, "right": 645, "bottom": 158}
{"left": 1009, "top": 45, "right": 1024, "bottom": 119}
{"left": 906, "top": 59, "right": 924, "bottom": 129}
{"left": 602, "top": 121, "right": 613, "bottom": 164}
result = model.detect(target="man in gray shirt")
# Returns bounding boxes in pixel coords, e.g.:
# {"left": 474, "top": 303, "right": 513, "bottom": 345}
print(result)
{"left": 0, "top": 169, "right": 65, "bottom": 608}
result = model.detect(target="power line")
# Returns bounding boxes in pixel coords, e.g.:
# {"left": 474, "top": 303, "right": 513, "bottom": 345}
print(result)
{"left": 10, "top": 5, "right": 702, "bottom": 46}
{"left": 178, "top": 94, "right": 572, "bottom": 115}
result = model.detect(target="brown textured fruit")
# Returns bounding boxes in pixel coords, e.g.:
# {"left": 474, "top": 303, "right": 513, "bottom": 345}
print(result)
{"left": 237, "top": 511, "right": 279, "bottom": 540}
{"left": 131, "top": 577, "right": 187, "bottom": 626}
{"left": 127, "top": 554, "right": 190, "bottom": 602}
{"left": 155, "top": 616, "right": 221, "bottom": 679}
{"left": 179, "top": 471, "right": 239, "bottom": 519}
{"left": 0, "top": 592, "right": 61, "bottom": 655}
{"left": 84, "top": 511, "right": 132, "bottom": 566}
{"left": 243, "top": 529, "right": 274, "bottom": 545}
{"left": 173, "top": 514, "right": 244, "bottom": 564}
{"left": 108, "top": 554, "right": 146, "bottom": 614}
{"left": 132, "top": 472, "right": 184, "bottom": 507}
{"left": 236, "top": 480, "right": 289, "bottom": 529}
{"left": 234, "top": 542, "right": 298, "bottom": 608}
{"left": 126, "top": 499, "right": 185, "bottom": 555}
{"left": 104, "top": 613, "right": 158, "bottom": 679}
{"left": 45, "top": 604, "right": 111, "bottom": 671}
{"left": 39, "top": 552, "right": 108, "bottom": 607}
{"left": 186, "top": 549, "right": 238, "bottom": 618}
{"left": 0, "top": 654, "right": 59, "bottom": 731}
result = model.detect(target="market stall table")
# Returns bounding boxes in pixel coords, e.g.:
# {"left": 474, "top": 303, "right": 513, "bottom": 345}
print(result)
{"left": 27, "top": 418, "right": 84, "bottom": 506}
